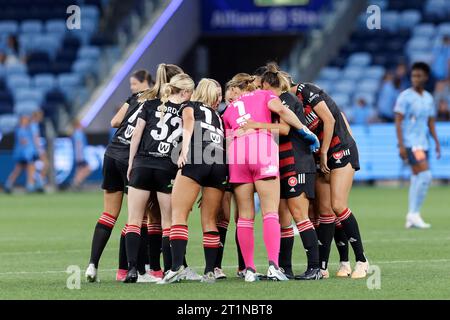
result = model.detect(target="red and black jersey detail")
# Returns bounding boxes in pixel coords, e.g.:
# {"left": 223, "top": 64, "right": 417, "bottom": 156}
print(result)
{"left": 295, "top": 82, "right": 355, "bottom": 156}
{"left": 278, "top": 92, "right": 316, "bottom": 177}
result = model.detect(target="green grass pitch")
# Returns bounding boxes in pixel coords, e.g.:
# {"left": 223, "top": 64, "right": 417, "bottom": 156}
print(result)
{"left": 0, "top": 186, "right": 449, "bottom": 300}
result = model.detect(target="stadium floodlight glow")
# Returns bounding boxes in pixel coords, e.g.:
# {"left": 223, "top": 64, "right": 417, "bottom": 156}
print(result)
{"left": 81, "top": 0, "right": 185, "bottom": 127}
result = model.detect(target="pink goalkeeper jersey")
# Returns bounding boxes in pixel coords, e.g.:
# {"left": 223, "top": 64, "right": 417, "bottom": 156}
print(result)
{"left": 222, "top": 90, "right": 279, "bottom": 135}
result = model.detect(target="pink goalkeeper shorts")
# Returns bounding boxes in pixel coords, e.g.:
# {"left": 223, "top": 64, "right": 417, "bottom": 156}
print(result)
{"left": 228, "top": 132, "right": 279, "bottom": 184}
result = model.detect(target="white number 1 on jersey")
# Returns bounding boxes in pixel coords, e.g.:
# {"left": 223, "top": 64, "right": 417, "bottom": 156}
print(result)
{"left": 233, "top": 101, "right": 251, "bottom": 126}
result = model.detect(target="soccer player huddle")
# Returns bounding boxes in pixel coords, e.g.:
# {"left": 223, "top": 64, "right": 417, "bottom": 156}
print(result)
{"left": 84, "top": 62, "right": 369, "bottom": 284}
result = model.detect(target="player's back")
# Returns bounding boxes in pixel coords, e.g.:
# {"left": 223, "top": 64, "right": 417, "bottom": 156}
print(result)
{"left": 223, "top": 90, "right": 276, "bottom": 134}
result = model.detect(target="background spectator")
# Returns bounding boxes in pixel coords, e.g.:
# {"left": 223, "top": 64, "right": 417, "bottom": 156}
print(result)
{"left": 432, "top": 35, "right": 450, "bottom": 81}
{"left": 377, "top": 72, "right": 401, "bottom": 122}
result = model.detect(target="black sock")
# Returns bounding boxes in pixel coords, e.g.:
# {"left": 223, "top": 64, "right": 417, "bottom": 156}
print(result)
{"left": 334, "top": 223, "right": 349, "bottom": 262}
{"left": 125, "top": 225, "right": 141, "bottom": 269}
{"left": 297, "top": 220, "right": 320, "bottom": 269}
{"left": 317, "top": 215, "right": 336, "bottom": 270}
{"left": 147, "top": 224, "right": 162, "bottom": 271}
{"left": 137, "top": 225, "right": 148, "bottom": 274}
{"left": 338, "top": 208, "right": 366, "bottom": 262}
{"left": 204, "top": 231, "right": 220, "bottom": 274}
{"left": 279, "top": 226, "right": 294, "bottom": 273}
{"left": 162, "top": 228, "right": 172, "bottom": 272}
{"left": 215, "top": 221, "right": 229, "bottom": 268}
{"left": 235, "top": 228, "right": 245, "bottom": 271}
{"left": 170, "top": 225, "right": 188, "bottom": 272}
{"left": 89, "top": 213, "right": 116, "bottom": 268}
{"left": 183, "top": 256, "right": 188, "bottom": 268}
{"left": 118, "top": 225, "right": 127, "bottom": 270}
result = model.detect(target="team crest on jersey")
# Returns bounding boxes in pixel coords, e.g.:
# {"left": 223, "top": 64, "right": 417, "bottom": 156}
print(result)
{"left": 332, "top": 151, "right": 344, "bottom": 163}
{"left": 158, "top": 142, "right": 171, "bottom": 154}
{"left": 124, "top": 124, "right": 135, "bottom": 139}
{"left": 288, "top": 176, "right": 298, "bottom": 187}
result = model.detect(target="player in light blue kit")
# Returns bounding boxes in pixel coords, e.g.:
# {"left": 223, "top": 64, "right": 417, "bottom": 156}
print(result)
{"left": 394, "top": 62, "right": 441, "bottom": 229}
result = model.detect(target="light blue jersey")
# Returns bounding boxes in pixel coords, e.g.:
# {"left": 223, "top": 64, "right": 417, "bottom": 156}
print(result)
{"left": 394, "top": 88, "right": 436, "bottom": 150}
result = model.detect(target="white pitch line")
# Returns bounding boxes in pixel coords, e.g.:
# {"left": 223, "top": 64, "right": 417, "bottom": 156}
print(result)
{"left": 1, "top": 236, "right": 449, "bottom": 256}
{"left": 0, "top": 259, "right": 448, "bottom": 276}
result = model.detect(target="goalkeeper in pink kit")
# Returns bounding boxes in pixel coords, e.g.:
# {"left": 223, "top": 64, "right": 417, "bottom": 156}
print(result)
{"left": 222, "top": 73, "right": 320, "bottom": 282}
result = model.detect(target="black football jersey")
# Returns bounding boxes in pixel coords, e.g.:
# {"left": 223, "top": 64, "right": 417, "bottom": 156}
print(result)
{"left": 133, "top": 99, "right": 183, "bottom": 172}
{"left": 278, "top": 92, "right": 316, "bottom": 176}
{"left": 105, "top": 92, "right": 145, "bottom": 164}
{"left": 295, "top": 82, "right": 355, "bottom": 155}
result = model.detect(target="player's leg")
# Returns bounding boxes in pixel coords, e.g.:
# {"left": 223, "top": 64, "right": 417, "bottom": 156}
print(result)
{"left": 315, "top": 173, "right": 335, "bottom": 278}
{"left": 4, "top": 163, "right": 24, "bottom": 192}
{"left": 287, "top": 192, "right": 321, "bottom": 280}
{"left": 406, "top": 151, "right": 432, "bottom": 228}
{"left": 334, "top": 217, "right": 351, "bottom": 277}
{"left": 25, "top": 162, "right": 36, "bottom": 192}
{"left": 254, "top": 177, "right": 288, "bottom": 281}
{"left": 169, "top": 172, "right": 200, "bottom": 273}
{"left": 214, "top": 190, "right": 232, "bottom": 279}
{"left": 200, "top": 186, "right": 224, "bottom": 282}
{"left": 124, "top": 186, "right": 150, "bottom": 283}
{"left": 147, "top": 198, "right": 163, "bottom": 280}
{"left": 86, "top": 190, "right": 123, "bottom": 282}
{"left": 278, "top": 199, "right": 294, "bottom": 278}
{"left": 232, "top": 193, "right": 246, "bottom": 277}
{"left": 330, "top": 163, "right": 368, "bottom": 278}
{"left": 234, "top": 183, "right": 257, "bottom": 279}
{"left": 73, "top": 163, "right": 92, "bottom": 189}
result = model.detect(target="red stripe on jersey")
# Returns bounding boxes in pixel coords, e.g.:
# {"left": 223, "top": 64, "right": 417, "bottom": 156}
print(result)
{"left": 330, "top": 136, "right": 341, "bottom": 148}
{"left": 279, "top": 142, "right": 293, "bottom": 153}
{"left": 281, "top": 170, "right": 297, "bottom": 179}
{"left": 279, "top": 156, "right": 295, "bottom": 168}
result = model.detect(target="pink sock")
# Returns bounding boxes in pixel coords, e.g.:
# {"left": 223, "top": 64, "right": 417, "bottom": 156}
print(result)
{"left": 237, "top": 218, "right": 255, "bottom": 271}
{"left": 263, "top": 213, "right": 281, "bottom": 267}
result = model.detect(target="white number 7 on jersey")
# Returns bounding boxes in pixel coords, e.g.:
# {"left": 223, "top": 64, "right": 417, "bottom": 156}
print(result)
{"left": 233, "top": 101, "right": 251, "bottom": 126}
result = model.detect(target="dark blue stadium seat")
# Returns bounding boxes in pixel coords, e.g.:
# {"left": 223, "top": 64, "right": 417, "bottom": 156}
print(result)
{"left": 28, "top": 62, "right": 50, "bottom": 76}
{"left": 55, "top": 49, "right": 78, "bottom": 65}
{"left": 27, "top": 51, "right": 51, "bottom": 65}
{"left": 0, "top": 90, "right": 13, "bottom": 105}
{"left": 45, "top": 89, "right": 66, "bottom": 105}
{"left": 51, "top": 61, "right": 72, "bottom": 75}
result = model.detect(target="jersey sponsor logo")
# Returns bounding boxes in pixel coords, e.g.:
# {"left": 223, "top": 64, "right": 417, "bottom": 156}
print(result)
{"left": 210, "top": 132, "right": 222, "bottom": 144}
{"left": 303, "top": 106, "right": 320, "bottom": 131}
{"left": 262, "top": 165, "right": 278, "bottom": 175}
{"left": 288, "top": 176, "right": 297, "bottom": 187}
{"left": 124, "top": 124, "right": 135, "bottom": 139}
{"left": 297, "top": 173, "right": 306, "bottom": 184}
{"left": 158, "top": 142, "right": 171, "bottom": 154}
{"left": 290, "top": 187, "right": 296, "bottom": 192}
{"left": 308, "top": 92, "right": 320, "bottom": 103}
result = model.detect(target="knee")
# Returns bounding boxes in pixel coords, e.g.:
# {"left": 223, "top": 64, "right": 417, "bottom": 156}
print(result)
{"left": 331, "top": 202, "right": 346, "bottom": 216}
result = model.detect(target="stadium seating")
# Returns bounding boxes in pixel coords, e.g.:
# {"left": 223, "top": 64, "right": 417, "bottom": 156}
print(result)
{"left": 318, "top": 0, "right": 450, "bottom": 119}
{"left": 0, "top": 0, "right": 110, "bottom": 134}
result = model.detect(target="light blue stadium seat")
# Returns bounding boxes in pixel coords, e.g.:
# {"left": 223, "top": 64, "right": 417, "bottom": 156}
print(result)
{"left": 342, "top": 67, "right": 364, "bottom": 81}
{"left": 353, "top": 92, "right": 376, "bottom": 105}
{"left": 425, "top": 0, "right": 449, "bottom": 16}
{"left": 58, "top": 73, "right": 81, "bottom": 88}
{"left": 14, "top": 88, "right": 45, "bottom": 105}
{"left": 332, "top": 93, "right": 351, "bottom": 108}
{"left": 365, "top": 65, "right": 385, "bottom": 81}
{"left": 20, "top": 20, "right": 43, "bottom": 34}
{"left": 357, "top": 79, "right": 379, "bottom": 93}
{"left": 315, "top": 80, "right": 332, "bottom": 93}
{"left": 14, "top": 101, "right": 40, "bottom": 115}
{"left": 347, "top": 52, "right": 372, "bottom": 67}
{"left": 0, "top": 114, "right": 19, "bottom": 134}
{"left": 45, "top": 19, "right": 67, "bottom": 35}
{"left": 5, "top": 63, "right": 27, "bottom": 77}
{"left": 33, "top": 74, "right": 56, "bottom": 93}
{"left": 437, "top": 23, "right": 450, "bottom": 36}
{"left": 77, "top": 46, "right": 101, "bottom": 60}
{"left": 18, "top": 33, "right": 35, "bottom": 54}
{"left": 31, "top": 35, "right": 61, "bottom": 58}
{"left": 318, "top": 67, "right": 341, "bottom": 81}
{"left": 368, "top": 0, "right": 388, "bottom": 10}
{"left": 406, "top": 37, "right": 431, "bottom": 55}
{"left": 7, "top": 74, "right": 31, "bottom": 90}
{"left": 408, "top": 52, "right": 434, "bottom": 65}
{"left": 72, "top": 59, "right": 97, "bottom": 77}
{"left": 399, "top": 10, "right": 421, "bottom": 30}
{"left": 381, "top": 11, "right": 399, "bottom": 32}
{"left": 413, "top": 23, "right": 436, "bottom": 37}
{"left": 334, "top": 80, "right": 354, "bottom": 96}
{"left": 81, "top": 5, "right": 100, "bottom": 22}
{"left": 0, "top": 21, "right": 19, "bottom": 35}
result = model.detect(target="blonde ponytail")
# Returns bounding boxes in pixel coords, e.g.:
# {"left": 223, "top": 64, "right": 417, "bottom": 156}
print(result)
{"left": 158, "top": 73, "right": 194, "bottom": 123}
{"left": 226, "top": 73, "right": 257, "bottom": 92}
{"left": 192, "top": 78, "right": 220, "bottom": 107}
{"left": 139, "top": 63, "right": 183, "bottom": 101}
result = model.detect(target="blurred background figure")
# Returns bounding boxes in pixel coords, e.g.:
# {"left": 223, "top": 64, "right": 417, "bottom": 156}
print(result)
{"left": 377, "top": 72, "right": 401, "bottom": 122}
{"left": 31, "top": 110, "right": 48, "bottom": 192}
{"left": 71, "top": 119, "right": 91, "bottom": 191}
{"left": 348, "top": 97, "right": 378, "bottom": 125}
{"left": 4, "top": 114, "right": 35, "bottom": 193}
{"left": 431, "top": 35, "right": 450, "bottom": 81}
{"left": 129, "top": 69, "right": 153, "bottom": 94}
{"left": 437, "top": 98, "right": 450, "bottom": 121}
